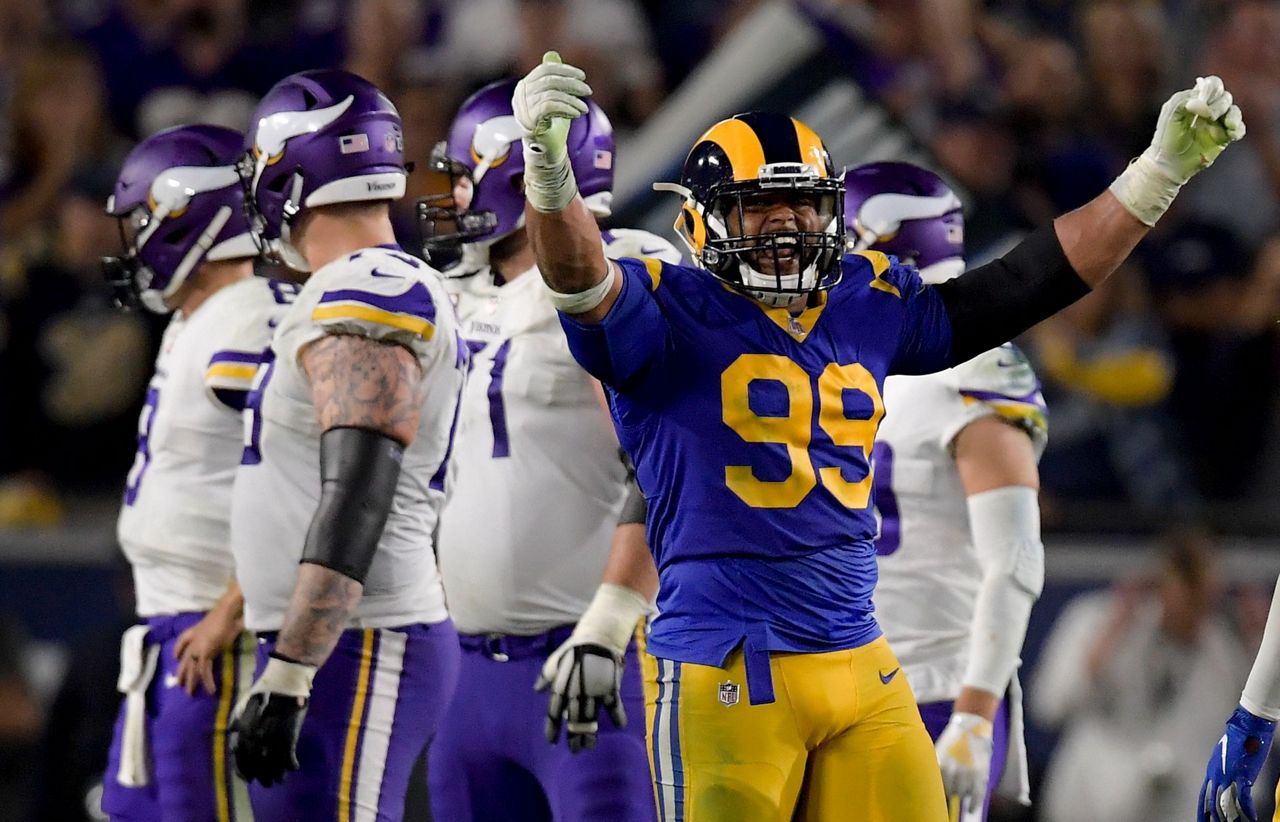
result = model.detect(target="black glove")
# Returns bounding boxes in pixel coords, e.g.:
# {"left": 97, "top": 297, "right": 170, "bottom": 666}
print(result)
{"left": 228, "top": 653, "right": 315, "bottom": 786}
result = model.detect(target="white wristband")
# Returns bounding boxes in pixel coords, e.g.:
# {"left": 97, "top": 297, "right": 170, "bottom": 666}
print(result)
{"left": 572, "top": 582, "right": 651, "bottom": 656}
{"left": 545, "top": 263, "right": 616, "bottom": 314}
{"left": 1107, "top": 153, "right": 1181, "bottom": 227}
{"left": 523, "top": 143, "right": 578, "bottom": 214}
{"left": 256, "top": 655, "right": 317, "bottom": 698}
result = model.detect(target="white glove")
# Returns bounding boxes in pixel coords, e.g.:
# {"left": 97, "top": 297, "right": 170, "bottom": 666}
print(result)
{"left": 1109, "top": 75, "right": 1246, "bottom": 226}
{"left": 535, "top": 583, "right": 648, "bottom": 752}
{"left": 936, "top": 711, "right": 994, "bottom": 817}
{"left": 512, "top": 50, "right": 592, "bottom": 213}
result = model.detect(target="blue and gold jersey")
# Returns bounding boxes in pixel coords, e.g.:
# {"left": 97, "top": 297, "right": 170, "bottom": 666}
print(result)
{"left": 560, "top": 253, "right": 953, "bottom": 702}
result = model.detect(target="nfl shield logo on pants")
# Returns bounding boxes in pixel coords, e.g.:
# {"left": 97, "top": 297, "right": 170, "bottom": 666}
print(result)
{"left": 718, "top": 680, "right": 740, "bottom": 707}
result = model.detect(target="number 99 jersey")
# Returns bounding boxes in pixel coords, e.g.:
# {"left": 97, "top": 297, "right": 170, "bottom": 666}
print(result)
{"left": 558, "top": 250, "right": 954, "bottom": 693}
{"left": 871, "top": 343, "right": 1047, "bottom": 704}
{"left": 231, "top": 246, "right": 465, "bottom": 632}
{"left": 117, "top": 277, "right": 295, "bottom": 617}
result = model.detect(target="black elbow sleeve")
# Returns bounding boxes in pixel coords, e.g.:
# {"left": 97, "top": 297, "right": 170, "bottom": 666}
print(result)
{"left": 617, "top": 449, "right": 647, "bottom": 526}
{"left": 300, "top": 427, "right": 404, "bottom": 584}
{"left": 618, "top": 475, "right": 648, "bottom": 526}
{"left": 936, "top": 225, "right": 1090, "bottom": 365}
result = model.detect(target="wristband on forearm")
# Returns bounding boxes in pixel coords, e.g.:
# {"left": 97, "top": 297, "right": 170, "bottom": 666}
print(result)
{"left": 573, "top": 583, "right": 650, "bottom": 656}
{"left": 523, "top": 145, "right": 578, "bottom": 214}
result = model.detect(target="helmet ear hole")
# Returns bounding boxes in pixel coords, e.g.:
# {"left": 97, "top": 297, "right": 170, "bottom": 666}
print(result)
{"left": 163, "top": 225, "right": 191, "bottom": 245}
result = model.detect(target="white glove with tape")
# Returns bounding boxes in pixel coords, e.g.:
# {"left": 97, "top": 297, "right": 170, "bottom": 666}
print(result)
{"left": 535, "top": 583, "right": 648, "bottom": 753}
{"left": 512, "top": 50, "right": 592, "bottom": 213}
{"left": 1110, "top": 75, "right": 1246, "bottom": 226}
{"left": 936, "top": 711, "right": 994, "bottom": 817}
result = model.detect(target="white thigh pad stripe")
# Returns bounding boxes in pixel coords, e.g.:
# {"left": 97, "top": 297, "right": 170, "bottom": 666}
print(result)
{"left": 657, "top": 659, "right": 679, "bottom": 822}
{"left": 354, "top": 629, "right": 406, "bottom": 822}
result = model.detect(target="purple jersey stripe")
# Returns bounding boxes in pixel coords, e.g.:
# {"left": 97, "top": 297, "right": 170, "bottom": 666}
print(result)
{"left": 488, "top": 340, "right": 512, "bottom": 458}
{"left": 208, "top": 350, "right": 262, "bottom": 367}
{"left": 211, "top": 387, "right": 250, "bottom": 411}
{"left": 319, "top": 282, "right": 437, "bottom": 323}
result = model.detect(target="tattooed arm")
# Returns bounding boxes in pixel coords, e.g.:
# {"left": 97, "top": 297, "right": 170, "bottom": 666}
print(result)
{"left": 273, "top": 334, "right": 426, "bottom": 667}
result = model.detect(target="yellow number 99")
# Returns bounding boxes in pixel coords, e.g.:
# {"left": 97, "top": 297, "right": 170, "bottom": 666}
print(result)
{"left": 721, "top": 355, "right": 817, "bottom": 508}
{"left": 721, "top": 355, "right": 884, "bottom": 509}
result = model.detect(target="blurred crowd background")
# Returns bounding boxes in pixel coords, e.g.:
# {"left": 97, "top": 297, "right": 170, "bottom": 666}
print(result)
{"left": 0, "top": 0, "right": 1276, "bottom": 819}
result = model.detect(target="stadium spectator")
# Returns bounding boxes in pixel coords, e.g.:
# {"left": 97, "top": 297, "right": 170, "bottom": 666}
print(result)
{"left": 0, "top": 616, "right": 41, "bottom": 820}
{"left": 1078, "top": 1, "right": 1171, "bottom": 161}
{"left": 1029, "top": 268, "right": 1203, "bottom": 527}
{"left": 1184, "top": 0, "right": 1280, "bottom": 246}
{"left": 1031, "top": 533, "right": 1261, "bottom": 822}
{"left": 1142, "top": 221, "right": 1280, "bottom": 500}
{"left": 0, "top": 0, "right": 53, "bottom": 181}
{"left": 0, "top": 169, "right": 156, "bottom": 525}
{"left": 0, "top": 43, "right": 120, "bottom": 247}
{"left": 432, "top": 0, "right": 664, "bottom": 130}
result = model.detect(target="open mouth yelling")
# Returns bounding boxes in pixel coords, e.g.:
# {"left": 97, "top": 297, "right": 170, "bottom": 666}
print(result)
{"left": 752, "top": 234, "right": 802, "bottom": 277}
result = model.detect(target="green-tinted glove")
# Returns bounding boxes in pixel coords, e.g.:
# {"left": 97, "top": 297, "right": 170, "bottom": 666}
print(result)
{"left": 512, "top": 51, "right": 592, "bottom": 212}
{"left": 1110, "top": 75, "right": 1246, "bottom": 226}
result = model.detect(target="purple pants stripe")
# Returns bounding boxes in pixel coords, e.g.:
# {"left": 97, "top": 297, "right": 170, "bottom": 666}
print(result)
{"left": 249, "top": 621, "right": 460, "bottom": 822}
{"left": 918, "top": 699, "right": 1010, "bottom": 821}
{"left": 103, "top": 613, "right": 254, "bottom": 822}
{"left": 428, "top": 628, "right": 655, "bottom": 821}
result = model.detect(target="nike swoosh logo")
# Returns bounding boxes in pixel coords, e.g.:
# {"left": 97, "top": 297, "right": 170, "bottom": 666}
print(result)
{"left": 370, "top": 268, "right": 403, "bottom": 279}
{"left": 639, "top": 246, "right": 667, "bottom": 256}
{"left": 879, "top": 667, "right": 900, "bottom": 685}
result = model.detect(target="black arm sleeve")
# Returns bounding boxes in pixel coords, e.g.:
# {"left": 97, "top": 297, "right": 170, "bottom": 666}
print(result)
{"left": 300, "top": 426, "right": 404, "bottom": 584}
{"left": 617, "top": 449, "right": 647, "bottom": 526}
{"left": 618, "top": 476, "right": 647, "bottom": 526}
{"left": 934, "top": 224, "right": 1090, "bottom": 365}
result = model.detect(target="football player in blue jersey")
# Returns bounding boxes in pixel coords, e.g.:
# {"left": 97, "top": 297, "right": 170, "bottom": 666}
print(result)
{"left": 1200, "top": 584, "right": 1280, "bottom": 821}
{"left": 514, "top": 53, "right": 1244, "bottom": 822}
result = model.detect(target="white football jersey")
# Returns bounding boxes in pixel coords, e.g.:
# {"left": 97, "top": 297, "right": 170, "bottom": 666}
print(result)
{"left": 872, "top": 343, "right": 1047, "bottom": 704}
{"left": 118, "top": 276, "right": 297, "bottom": 617}
{"left": 435, "top": 230, "right": 681, "bottom": 635}
{"left": 231, "top": 246, "right": 465, "bottom": 632}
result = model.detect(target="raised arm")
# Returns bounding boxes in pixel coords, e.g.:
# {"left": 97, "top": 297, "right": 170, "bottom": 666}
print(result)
{"left": 514, "top": 51, "right": 621, "bottom": 324}
{"left": 937, "top": 77, "right": 1245, "bottom": 365}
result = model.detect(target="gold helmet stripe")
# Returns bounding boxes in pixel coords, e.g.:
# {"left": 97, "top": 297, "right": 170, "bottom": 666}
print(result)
{"left": 791, "top": 118, "right": 829, "bottom": 177}
{"left": 696, "top": 118, "right": 767, "bottom": 182}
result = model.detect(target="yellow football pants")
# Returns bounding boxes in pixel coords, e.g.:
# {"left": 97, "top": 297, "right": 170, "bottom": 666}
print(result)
{"left": 642, "top": 635, "right": 947, "bottom": 821}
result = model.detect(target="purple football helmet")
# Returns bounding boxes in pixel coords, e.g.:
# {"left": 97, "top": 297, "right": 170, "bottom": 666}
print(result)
{"left": 245, "top": 69, "right": 406, "bottom": 271}
{"left": 844, "top": 161, "right": 965, "bottom": 284}
{"left": 418, "top": 77, "right": 615, "bottom": 255}
{"left": 103, "top": 124, "right": 257, "bottom": 313}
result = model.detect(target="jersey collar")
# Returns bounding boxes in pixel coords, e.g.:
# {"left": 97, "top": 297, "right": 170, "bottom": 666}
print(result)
{"left": 723, "top": 284, "right": 829, "bottom": 342}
